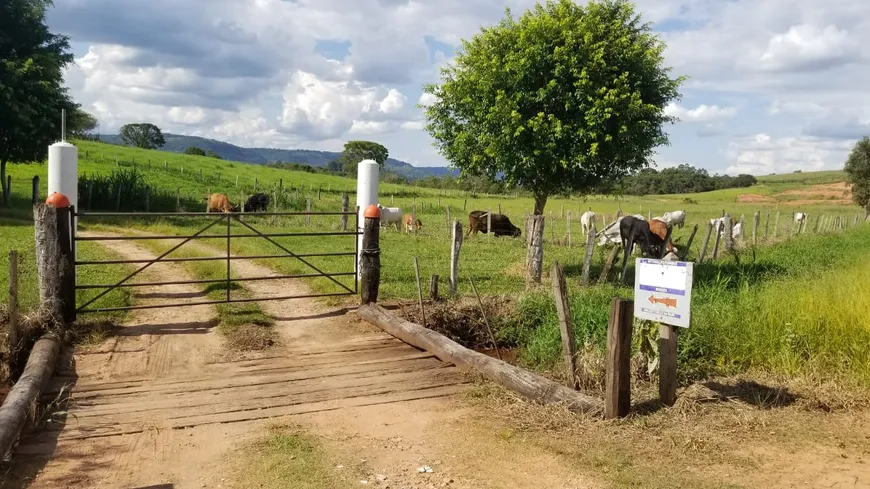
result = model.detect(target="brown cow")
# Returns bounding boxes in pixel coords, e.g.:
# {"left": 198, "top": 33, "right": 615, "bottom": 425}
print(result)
{"left": 207, "top": 193, "right": 238, "bottom": 213}
{"left": 466, "top": 210, "right": 521, "bottom": 238}
{"left": 403, "top": 213, "right": 422, "bottom": 234}
{"left": 648, "top": 218, "right": 675, "bottom": 256}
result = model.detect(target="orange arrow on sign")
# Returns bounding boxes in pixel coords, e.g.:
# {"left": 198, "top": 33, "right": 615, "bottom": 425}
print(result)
{"left": 648, "top": 294, "right": 677, "bottom": 308}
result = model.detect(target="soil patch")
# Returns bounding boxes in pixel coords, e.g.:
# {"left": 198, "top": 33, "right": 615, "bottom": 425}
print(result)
{"left": 736, "top": 193, "right": 776, "bottom": 204}
{"left": 397, "top": 296, "right": 515, "bottom": 350}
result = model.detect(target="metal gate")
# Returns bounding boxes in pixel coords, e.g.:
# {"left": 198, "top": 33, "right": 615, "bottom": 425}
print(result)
{"left": 73, "top": 209, "right": 360, "bottom": 314}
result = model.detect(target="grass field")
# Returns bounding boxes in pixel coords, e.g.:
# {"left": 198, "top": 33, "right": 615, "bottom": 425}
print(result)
{"left": 2, "top": 139, "right": 868, "bottom": 388}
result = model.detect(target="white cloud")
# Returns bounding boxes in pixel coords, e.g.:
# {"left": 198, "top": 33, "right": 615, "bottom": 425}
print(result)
{"left": 725, "top": 133, "right": 854, "bottom": 175}
{"left": 665, "top": 103, "right": 737, "bottom": 123}
{"left": 754, "top": 24, "right": 860, "bottom": 73}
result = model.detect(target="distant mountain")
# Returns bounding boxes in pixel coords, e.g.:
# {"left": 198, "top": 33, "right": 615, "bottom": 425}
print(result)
{"left": 98, "top": 134, "right": 458, "bottom": 181}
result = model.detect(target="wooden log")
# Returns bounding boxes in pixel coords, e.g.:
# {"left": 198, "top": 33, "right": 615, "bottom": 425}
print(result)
{"left": 0, "top": 333, "right": 61, "bottom": 460}
{"left": 551, "top": 262, "right": 577, "bottom": 389}
{"left": 360, "top": 213, "right": 380, "bottom": 305}
{"left": 358, "top": 304, "right": 602, "bottom": 414}
{"left": 581, "top": 225, "right": 596, "bottom": 286}
{"left": 449, "top": 219, "right": 462, "bottom": 295}
{"left": 659, "top": 324, "right": 678, "bottom": 406}
{"left": 605, "top": 298, "right": 633, "bottom": 419}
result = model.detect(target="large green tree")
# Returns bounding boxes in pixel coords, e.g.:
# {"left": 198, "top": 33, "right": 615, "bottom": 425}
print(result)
{"left": 340, "top": 140, "right": 389, "bottom": 173}
{"left": 844, "top": 136, "right": 870, "bottom": 213}
{"left": 119, "top": 123, "right": 166, "bottom": 150}
{"left": 422, "top": 0, "right": 684, "bottom": 216}
{"left": 0, "top": 0, "right": 80, "bottom": 206}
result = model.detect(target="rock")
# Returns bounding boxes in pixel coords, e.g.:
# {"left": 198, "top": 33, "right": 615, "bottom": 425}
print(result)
{"left": 375, "top": 475, "right": 387, "bottom": 482}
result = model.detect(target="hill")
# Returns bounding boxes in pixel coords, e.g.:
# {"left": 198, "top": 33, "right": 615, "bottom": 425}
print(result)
{"left": 96, "top": 134, "right": 458, "bottom": 181}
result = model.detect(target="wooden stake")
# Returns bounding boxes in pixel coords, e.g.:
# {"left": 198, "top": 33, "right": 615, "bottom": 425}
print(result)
{"left": 469, "top": 276, "right": 501, "bottom": 361}
{"left": 430, "top": 274, "right": 439, "bottom": 301}
{"left": 551, "top": 262, "right": 576, "bottom": 388}
{"left": 413, "top": 256, "right": 426, "bottom": 328}
{"left": 659, "top": 324, "right": 678, "bottom": 406}
{"left": 598, "top": 245, "right": 620, "bottom": 284}
{"left": 605, "top": 298, "right": 633, "bottom": 419}
{"left": 450, "top": 219, "right": 463, "bottom": 295}
{"left": 581, "top": 225, "right": 596, "bottom": 286}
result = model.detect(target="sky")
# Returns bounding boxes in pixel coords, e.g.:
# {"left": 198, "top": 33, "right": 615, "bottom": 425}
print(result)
{"left": 48, "top": 0, "right": 870, "bottom": 176}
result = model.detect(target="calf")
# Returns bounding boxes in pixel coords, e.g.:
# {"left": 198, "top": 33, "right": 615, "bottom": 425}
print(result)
{"left": 466, "top": 211, "right": 521, "bottom": 238}
{"left": 243, "top": 192, "right": 270, "bottom": 213}
{"left": 661, "top": 210, "right": 687, "bottom": 228}
{"left": 403, "top": 213, "right": 422, "bottom": 234}
{"left": 207, "top": 193, "right": 237, "bottom": 213}
{"left": 377, "top": 204, "right": 403, "bottom": 231}
{"left": 580, "top": 210, "right": 596, "bottom": 236}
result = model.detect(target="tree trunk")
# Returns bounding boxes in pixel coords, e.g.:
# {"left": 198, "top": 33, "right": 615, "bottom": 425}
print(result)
{"left": 1, "top": 159, "right": 8, "bottom": 208}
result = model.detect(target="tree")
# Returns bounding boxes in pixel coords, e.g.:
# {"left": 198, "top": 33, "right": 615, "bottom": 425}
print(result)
{"left": 844, "top": 136, "right": 870, "bottom": 213}
{"left": 0, "top": 0, "right": 79, "bottom": 206}
{"left": 326, "top": 160, "right": 343, "bottom": 173}
{"left": 422, "top": 0, "right": 684, "bottom": 216}
{"left": 183, "top": 146, "right": 206, "bottom": 156}
{"left": 205, "top": 149, "right": 222, "bottom": 159}
{"left": 340, "top": 140, "right": 389, "bottom": 172}
{"left": 119, "top": 123, "right": 166, "bottom": 150}
{"left": 67, "top": 108, "right": 98, "bottom": 138}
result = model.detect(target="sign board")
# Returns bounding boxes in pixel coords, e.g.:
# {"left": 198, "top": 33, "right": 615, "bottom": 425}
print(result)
{"left": 633, "top": 258, "right": 694, "bottom": 328}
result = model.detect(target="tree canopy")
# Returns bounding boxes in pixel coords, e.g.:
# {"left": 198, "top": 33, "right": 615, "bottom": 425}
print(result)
{"left": 618, "top": 164, "right": 756, "bottom": 196}
{"left": 844, "top": 136, "right": 870, "bottom": 212}
{"left": 183, "top": 146, "right": 206, "bottom": 156}
{"left": 340, "top": 140, "right": 389, "bottom": 172}
{"left": 120, "top": 123, "right": 166, "bottom": 150}
{"left": 422, "top": 0, "right": 684, "bottom": 214}
{"left": 0, "top": 0, "right": 80, "bottom": 205}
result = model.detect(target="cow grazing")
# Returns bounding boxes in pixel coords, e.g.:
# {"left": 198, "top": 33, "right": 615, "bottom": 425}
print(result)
{"left": 711, "top": 217, "right": 742, "bottom": 240}
{"left": 618, "top": 216, "right": 666, "bottom": 280}
{"left": 207, "top": 193, "right": 238, "bottom": 213}
{"left": 580, "top": 210, "right": 596, "bottom": 236}
{"left": 466, "top": 211, "right": 521, "bottom": 238}
{"left": 243, "top": 193, "right": 270, "bottom": 213}
{"left": 403, "top": 213, "right": 422, "bottom": 234}
{"left": 648, "top": 218, "right": 676, "bottom": 256}
{"left": 661, "top": 210, "right": 687, "bottom": 228}
{"left": 597, "top": 214, "right": 646, "bottom": 246}
{"left": 794, "top": 212, "right": 807, "bottom": 223}
{"left": 376, "top": 204, "right": 403, "bottom": 231}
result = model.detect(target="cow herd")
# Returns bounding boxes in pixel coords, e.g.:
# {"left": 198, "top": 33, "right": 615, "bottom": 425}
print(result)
{"left": 206, "top": 192, "right": 271, "bottom": 213}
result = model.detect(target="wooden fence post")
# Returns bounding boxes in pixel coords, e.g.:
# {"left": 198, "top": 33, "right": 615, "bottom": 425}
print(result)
{"left": 445, "top": 206, "right": 451, "bottom": 234}
{"left": 566, "top": 211, "right": 572, "bottom": 248}
{"left": 598, "top": 246, "right": 620, "bottom": 284}
{"left": 360, "top": 206, "right": 381, "bottom": 305}
{"left": 698, "top": 222, "right": 713, "bottom": 262}
{"left": 145, "top": 186, "right": 151, "bottom": 212}
{"left": 31, "top": 176, "right": 40, "bottom": 204}
{"left": 764, "top": 210, "right": 770, "bottom": 239}
{"left": 659, "top": 323, "right": 678, "bottom": 406}
{"left": 34, "top": 204, "right": 62, "bottom": 321}
{"left": 711, "top": 221, "right": 723, "bottom": 259}
{"left": 8, "top": 251, "right": 20, "bottom": 374}
{"left": 605, "top": 298, "right": 633, "bottom": 419}
{"left": 551, "top": 262, "right": 577, "bottom": 390}
{"left": 680, "top": 224, "right": 699, "bottom": 261}
{"left": 57, "top": 205, "right": 75, "bottom": 324}
{"left": 773, "top": 211, "right": 780, "bottom": 237}
{"left": 723, "top": 214, "right": 733, "bottom": 253}
{"left": 813, "top": 214, "right": 822, "bottom": 233}
{"left": 341, "top": 192, "right": 349, "bottom": 231}
{"left": 450, "top": 219, "right": 463, "bottom": 295}
{"left": 753, "top": 211, "right": 759, "bottom": 246}
{"left": 430, "top": 274, "right": 439, "bottom": 301}
{"left": 581, "top": 225, "right": 596, "bottom": 286}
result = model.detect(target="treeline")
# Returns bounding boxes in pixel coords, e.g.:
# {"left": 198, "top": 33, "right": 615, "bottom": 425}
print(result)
{"left": 616, "top": 165, "right": 757, "bottom": 195}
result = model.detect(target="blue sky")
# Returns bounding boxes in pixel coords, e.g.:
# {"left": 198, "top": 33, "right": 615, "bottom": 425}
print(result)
{"left": 50, "top": 0, "right": 870, "bottom": 175}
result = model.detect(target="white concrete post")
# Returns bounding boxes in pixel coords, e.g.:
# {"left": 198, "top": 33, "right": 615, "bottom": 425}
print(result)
{"left": 356, "top": 160, "right": 379, "bottom": 277}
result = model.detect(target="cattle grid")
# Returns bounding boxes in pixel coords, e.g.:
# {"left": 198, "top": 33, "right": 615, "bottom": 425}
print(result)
{"left": 72, "top": 208, "right": 361, "bottom": 318}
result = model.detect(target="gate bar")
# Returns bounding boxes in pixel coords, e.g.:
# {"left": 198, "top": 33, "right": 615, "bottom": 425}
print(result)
{"left": 76, "top": 211, "right": 356, "bottom": 217}
{"left": 75, "top": 231, "right": 358, "bottom": 241}
{"left": 75, "top": 272, "right": 358, "bottom": 289}
{"left": 78, "top": 292, "right": 354, "bottom": 313}
{"left": 75, "top": 251, "right": 356, "bottom": 265}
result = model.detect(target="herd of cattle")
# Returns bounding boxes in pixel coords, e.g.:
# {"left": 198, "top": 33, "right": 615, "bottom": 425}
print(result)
{"left": 206, "top": 192, "right": 271, "bottom": 213}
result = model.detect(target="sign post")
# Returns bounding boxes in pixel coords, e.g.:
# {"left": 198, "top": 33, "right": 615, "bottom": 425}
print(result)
{"left": 633, "top": 258, "right": 694, "bottom": 406}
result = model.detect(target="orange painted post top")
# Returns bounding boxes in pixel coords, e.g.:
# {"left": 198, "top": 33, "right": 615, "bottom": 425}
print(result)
{"left": 46, "top": 192, "right": 70, "bottom": 208}
{"left": 364, "top": 204, "right": 381, "bottom": 219}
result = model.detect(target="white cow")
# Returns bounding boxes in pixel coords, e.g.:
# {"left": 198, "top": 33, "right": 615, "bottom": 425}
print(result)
{"left": 661, "top": 210, "right": 687, "bottom": 228}
{"left": 710, "top": 217, "right": 742, "bottom": 240}
{"left": 794, "top": 212, "right": 807, "bottom": 223}
{"left": 580, "top": 210, "right": 596, "bottom": 236}
{"left": 376, "top": 204, "right": 403, "bottom": 231}
{"left": 597, "top": 214, "right": 646, "bottom": 246}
